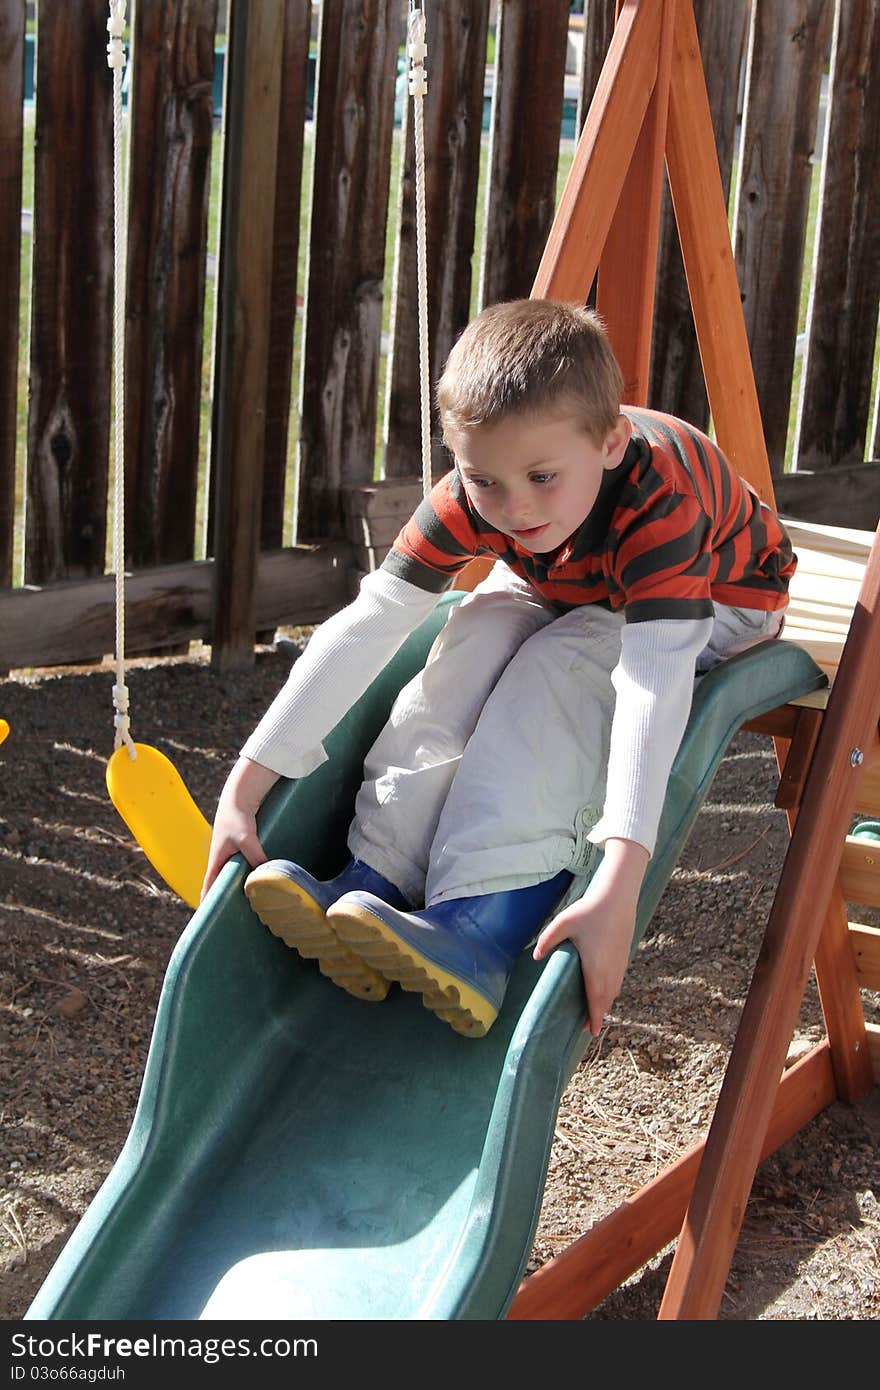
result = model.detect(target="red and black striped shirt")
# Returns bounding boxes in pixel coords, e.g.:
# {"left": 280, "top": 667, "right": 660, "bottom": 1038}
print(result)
{"left": 383, "top": 407, "right": 795, "bottom": 622}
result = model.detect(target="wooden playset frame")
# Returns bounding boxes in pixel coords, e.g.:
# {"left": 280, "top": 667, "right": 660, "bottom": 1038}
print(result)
{"left": 501, "top": 0, "right": 880, "bottom": 1320}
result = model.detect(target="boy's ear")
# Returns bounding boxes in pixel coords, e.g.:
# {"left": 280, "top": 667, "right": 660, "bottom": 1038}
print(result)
{"left": 602, "top": 414, "right": 632, "bottom": 468}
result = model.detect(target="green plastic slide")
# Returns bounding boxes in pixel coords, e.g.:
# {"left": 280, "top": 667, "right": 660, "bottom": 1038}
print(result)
{"left": 25, "top": 595, "right": 826, "bottom": 1321}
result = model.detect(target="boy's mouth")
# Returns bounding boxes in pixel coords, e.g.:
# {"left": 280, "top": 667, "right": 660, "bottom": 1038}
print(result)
{"left": 510, "top": 523, "right": 550, "bottom": 544}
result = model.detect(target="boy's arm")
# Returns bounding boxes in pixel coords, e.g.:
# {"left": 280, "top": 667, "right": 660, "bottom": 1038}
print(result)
{"left": 201, "top": 755, "right": 280, "bottom": 898}
{"left": 587, "top": 615, "right": 714, "bottom": 855}
{"left": 202, "top": 570, "right": 440, "bottom": 898}
{"left": 241, "top": 568, "right": 439, "bottom": 779}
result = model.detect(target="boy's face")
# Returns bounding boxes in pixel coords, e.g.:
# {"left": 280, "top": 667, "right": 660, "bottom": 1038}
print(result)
{"left": 448, "top": 412, "right": 631, "bottom": 553}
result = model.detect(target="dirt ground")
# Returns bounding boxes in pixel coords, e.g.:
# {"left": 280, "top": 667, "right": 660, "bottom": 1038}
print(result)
{"left": 1, "top": 639, "right": 878, "bottom": 1322}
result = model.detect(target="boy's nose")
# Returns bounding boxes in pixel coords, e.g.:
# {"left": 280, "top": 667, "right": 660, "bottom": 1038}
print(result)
{"left": 503, "top": 495, "right": 534, "bottom": 528}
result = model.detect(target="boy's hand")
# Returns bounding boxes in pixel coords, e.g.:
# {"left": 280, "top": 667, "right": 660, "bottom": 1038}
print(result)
{"left": 200, "top": 756, "right": 280, "bottom": 901}
{"left": 533, "top": 837, "right": 649, "bottom": 1036}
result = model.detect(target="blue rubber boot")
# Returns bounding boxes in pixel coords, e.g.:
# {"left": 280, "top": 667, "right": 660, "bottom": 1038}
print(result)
{"left": 327, "top": 870, "right": 572, "bottom": 1036}
{"left": 245, "top": 858, "right": 408, "bottom": 1001}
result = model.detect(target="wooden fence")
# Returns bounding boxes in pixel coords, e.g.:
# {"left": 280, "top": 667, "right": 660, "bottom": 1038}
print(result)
{"left": 1, "top": 0, "right": 878, "bottom": 672}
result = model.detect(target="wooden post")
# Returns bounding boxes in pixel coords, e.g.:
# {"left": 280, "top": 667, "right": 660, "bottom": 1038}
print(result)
{"left": 26, "top": 0, "right": 112, "bottom": 583}
{"left": 0, "top": 0, "right": 25, "bottom": 589}
{"left": 209, "top": 0, "right": 284, "bottom": 671}
{"left": 125, "top": 0, "right": 219, "bottom": 570}
{"left": 262, "top": 0, "right": 312, "bottom": 549}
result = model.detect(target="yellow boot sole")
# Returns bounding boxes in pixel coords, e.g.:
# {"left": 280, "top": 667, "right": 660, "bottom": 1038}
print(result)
{"left": 327, "top": 900, "right": 498, "bottom": 1037}
{"left": 245, "top": 868, "right": 389, "bottom": 1002}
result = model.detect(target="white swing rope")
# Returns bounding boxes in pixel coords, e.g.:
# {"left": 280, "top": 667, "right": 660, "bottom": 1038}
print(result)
{"left": 408, "top": 3, "right": 431, "bottom": 501}
{"left": 105, "top": 4, "right": 429, "bottom": 744}
{"left": 107, "top": 1, "right": 135, "bottom": 758}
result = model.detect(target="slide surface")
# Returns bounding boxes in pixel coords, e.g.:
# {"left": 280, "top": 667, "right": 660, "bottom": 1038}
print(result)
{"left": 25, "top": 599, "right": 826, "bottom": 1320}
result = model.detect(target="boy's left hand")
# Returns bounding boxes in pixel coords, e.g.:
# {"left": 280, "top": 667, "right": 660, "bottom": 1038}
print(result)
{"left": 533, "top": 837, "right": 649, "bottom": 1037}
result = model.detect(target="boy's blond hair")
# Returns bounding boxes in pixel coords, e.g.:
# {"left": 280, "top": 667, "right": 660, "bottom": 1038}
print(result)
{"left": 437, "top": 299, "right": 624, "bottom": 446}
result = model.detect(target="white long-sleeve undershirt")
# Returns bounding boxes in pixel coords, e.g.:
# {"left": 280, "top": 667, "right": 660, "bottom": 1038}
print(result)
{"left": 241, "top": 571, "right": 712, "bottom": 857}
{"left": 241, "top": 568, "right": 439, "bottom": 779}
{"left": 587, "top": 615, "right": 713, "bottom": 855}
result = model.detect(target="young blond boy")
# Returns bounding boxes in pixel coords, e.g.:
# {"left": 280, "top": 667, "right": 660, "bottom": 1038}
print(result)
{"left": 203, "top": 300, "right": 794, "bottom": 1038}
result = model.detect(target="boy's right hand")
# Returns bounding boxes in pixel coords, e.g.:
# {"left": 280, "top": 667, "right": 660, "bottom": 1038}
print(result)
{"left": 200, "top": 756, "right": 280, "bottom": 901}
{"left": 533, "top": 836, "right": 649, "bottom": 1036}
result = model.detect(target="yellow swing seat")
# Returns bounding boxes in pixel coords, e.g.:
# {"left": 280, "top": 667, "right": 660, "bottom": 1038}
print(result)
{"left": 106, "top": 742, "right": 212, "bottom": 909}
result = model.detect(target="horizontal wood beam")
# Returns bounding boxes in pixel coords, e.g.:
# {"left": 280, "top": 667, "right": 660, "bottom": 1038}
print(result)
{"left": 850, "top": 923, "right": 880, "bottom": 992}
{"left": 774, "top": 462, "right": 880, "bottom": 531}
{"left": 1, "top": 543, "right": 353, "bottom": 671}
{"left": 841, "top": 836, "right": 880, "bottom": 909}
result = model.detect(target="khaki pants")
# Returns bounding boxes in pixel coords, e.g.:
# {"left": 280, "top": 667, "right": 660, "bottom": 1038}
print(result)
{"left": 348, "top": 564, "right": 782, "bottom": 905}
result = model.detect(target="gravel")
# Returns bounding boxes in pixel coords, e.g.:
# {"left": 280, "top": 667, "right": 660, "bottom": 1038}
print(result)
{"left": 1, "top": 641, "right": 878, "bottom": 1321}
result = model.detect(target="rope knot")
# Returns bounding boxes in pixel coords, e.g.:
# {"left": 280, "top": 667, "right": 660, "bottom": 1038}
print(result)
{"left": 107, "top": 4, "right": 126, "bottom": 71}
{"left": 407, "top": 7, "right": 428, "bottom": 98}
{"left": 111, "top": 683, "right": 135, "bottom": 754}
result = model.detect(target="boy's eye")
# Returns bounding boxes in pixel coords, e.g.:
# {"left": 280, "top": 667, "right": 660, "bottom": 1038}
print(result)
{"left": 530, "top": 472, "right": 555, "bottom": 485}
{"left": 466, "top": 477, "right": 494, "bottom": 489}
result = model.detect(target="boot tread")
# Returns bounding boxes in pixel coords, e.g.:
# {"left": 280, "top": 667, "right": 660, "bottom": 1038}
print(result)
{"left": 245, "top": 872, "right": 389, "bottom": 1002}
{"left": 328, "top": 902, "right": 494, "bottom": 1036}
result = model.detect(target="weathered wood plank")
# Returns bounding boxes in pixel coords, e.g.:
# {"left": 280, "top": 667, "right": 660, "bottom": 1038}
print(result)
{"left": 384, "top": 0, "right": 490, "bottom": 483}
{"left": 26, "top": 0, "right": 113, "bottom": 583}
{"left": 209, "top": 0, "right": 284, "bottom": 671}
{"left": 342, "top": 478, "right": 422, "bottom": 527}
{"left": 649, "top": 0, "right": 749, "bottom": 426}
{"left": 125, "top": 0, "right": 218, "bottom": 570}
{"left": 296, "top": 0, "right": 400, "bottom": 539}
{"left": 773, "top": 461, "right": 880, "bottom": 530}
{"left": 1, "top": 543, "right": 352, "bottom": 671}
{"left": 576, "top": 0, "right": 616, "bottom": 137}
{"left": 849, "top": 922, "right": 880, "bottom": 992}
{"left": 0, "top": 0, "right": 25, "bottom": 589}
{"left": 732, "top": 0, "right": 833, "bottom": 476}
{"left": 479, "top": 0, "right": 570, "bottom": 307}
{"left": 793, "top": 0, "right": 880, "bottom": 472}
{"left": 262, "top": 0, "right": 311, "bottom": 548}
{"left": 841, "top": 836, "right": 880, "bottom": 910}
